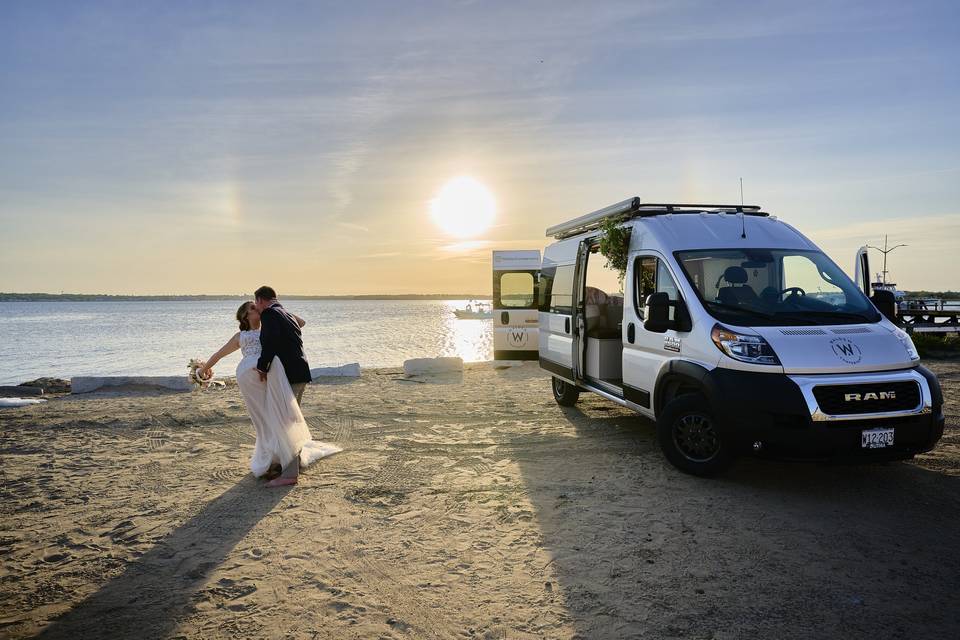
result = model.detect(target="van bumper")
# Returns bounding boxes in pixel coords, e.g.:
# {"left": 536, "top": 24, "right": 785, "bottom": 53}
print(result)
{"left": 705, "top": 365, "right": 945, "bottom": 461}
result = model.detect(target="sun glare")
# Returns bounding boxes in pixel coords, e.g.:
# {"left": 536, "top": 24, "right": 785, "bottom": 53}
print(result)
{"left": 430, "top": 176, "right": 496, "bottom": 238}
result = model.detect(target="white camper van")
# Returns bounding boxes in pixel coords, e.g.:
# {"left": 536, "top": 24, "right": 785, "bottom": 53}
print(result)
{"left": 496, "top": 198, "right": 944, "bottom": 476}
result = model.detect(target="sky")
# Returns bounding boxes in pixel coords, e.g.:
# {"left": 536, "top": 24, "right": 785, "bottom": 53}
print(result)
{"left": 1, "top": 0, "right": 959, "bottom": 295}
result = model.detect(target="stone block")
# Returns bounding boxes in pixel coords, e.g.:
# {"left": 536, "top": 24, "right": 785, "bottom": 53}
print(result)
{"left": 71, "top": 376, "right": 194, "bottom": 394}
{"left": 402, "top": 357, "right": 463, "bottom": 375}
{"left": 0, "top": 386, "right": 43, "bottom": 397}
{"left": 310, "top": 363, "right": 361, "bottom": 378}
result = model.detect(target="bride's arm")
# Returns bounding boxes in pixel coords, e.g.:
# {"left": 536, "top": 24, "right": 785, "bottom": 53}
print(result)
{"left": 292, "top": 313, "right": 306, "bottom": 328}
{"left": 200, "top": 332, "right": 241, "bottom": 377}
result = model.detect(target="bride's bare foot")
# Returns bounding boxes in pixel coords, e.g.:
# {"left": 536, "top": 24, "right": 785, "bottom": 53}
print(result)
{"left": 263, "top": 463, "right": 282, "bottom": 480}
{"left": 266, "top": 477, "right": 297, "bottom": 487}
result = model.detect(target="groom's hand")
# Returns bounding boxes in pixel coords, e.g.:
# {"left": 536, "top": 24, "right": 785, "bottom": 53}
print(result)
{"left": 257, "top": 369, "right": 268, "bottom": 382}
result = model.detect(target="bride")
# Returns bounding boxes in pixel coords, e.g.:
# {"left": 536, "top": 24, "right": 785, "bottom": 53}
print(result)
{"left": 198, "top": 301, "right": 341, "bottom": 486}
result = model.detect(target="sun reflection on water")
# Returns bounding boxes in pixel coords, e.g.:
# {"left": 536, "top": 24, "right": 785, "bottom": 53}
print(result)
{"left": 439, "top": 300, "right": 492, "bottom": 363}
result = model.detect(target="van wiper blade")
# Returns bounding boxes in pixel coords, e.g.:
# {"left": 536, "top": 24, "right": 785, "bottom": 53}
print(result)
{"left": 703, "top": 301, "right": 775, "bottom": 319}
{"left": 768, "top": 312, "right": 829, "bottom": 326}
{"left": 801, "top": 310, "right": 876, "bottom": 322}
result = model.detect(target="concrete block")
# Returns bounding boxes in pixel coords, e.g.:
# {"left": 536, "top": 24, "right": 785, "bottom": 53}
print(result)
{"left": 71, "top": 376, "right": 194, "bottom": 394}
{"left": 403, "top": 357, "right": 463, "bottom": 375}
{"left": 310, "top": 363, "right": 361, "bottom": 378}
{"left": 0, "top": 398, "right": 47, "bottom": 408}
{"left": 0, "top": 386, "right": 43, "bottom": 397}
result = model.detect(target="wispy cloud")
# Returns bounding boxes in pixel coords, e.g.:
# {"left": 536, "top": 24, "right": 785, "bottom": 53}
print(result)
{"left": 1, "top": 1, "right": 958, "bottom": 294}
{"left": 337, "top": 221, "right": 370, "bottom": 233}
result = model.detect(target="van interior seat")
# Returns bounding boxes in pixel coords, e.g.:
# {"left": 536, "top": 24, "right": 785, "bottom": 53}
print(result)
{"left": 584, "top": 289, "right": 623, "bottom": 339}
{"left": 716, "top": 265, "right": 759, "bottom": 306}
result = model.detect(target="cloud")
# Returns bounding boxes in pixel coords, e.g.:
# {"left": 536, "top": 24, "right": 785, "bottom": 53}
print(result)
{"left": 336, "top": 221, "right": 370, "bottom": 233}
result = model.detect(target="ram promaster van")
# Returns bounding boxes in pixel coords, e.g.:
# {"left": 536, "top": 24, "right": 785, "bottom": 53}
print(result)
{"left": 492, "top": 198, "right": 944, "bottom": 476}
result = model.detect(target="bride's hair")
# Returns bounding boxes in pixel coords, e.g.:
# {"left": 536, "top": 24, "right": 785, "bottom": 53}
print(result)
{"left": 237, "top": 301, "right": 254, "bottom": 331}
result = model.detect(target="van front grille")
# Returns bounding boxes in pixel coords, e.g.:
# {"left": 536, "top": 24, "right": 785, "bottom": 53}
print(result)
{"left": 813, "top": 381, "right": 921, "bottom": 415}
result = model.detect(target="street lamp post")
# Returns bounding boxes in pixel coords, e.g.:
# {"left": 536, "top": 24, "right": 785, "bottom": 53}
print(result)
{"left": 866, "top": 235, "right": 907, "bottom": 286}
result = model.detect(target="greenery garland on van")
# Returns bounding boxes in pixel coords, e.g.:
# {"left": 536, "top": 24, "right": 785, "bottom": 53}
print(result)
{"left": 598, "top": 216, "right": 631, "bottom": 284}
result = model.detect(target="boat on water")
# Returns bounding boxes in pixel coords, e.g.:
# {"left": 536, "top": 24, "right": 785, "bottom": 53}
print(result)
{"left": 454, "top": 301, "right": 492, "bottom": 319}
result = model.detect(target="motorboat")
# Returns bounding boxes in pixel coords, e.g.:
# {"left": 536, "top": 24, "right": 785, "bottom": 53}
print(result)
{"left": 454, "top": 301, "right": 492, "bottom": 319}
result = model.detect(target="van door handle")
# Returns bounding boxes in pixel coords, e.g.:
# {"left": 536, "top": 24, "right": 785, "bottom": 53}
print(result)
{"left": 501, "top": 311, "right": 509, "bottom": 324}
{"left": 627, "top": 323, "right": 635, "bottom": 344}
{"left": 565, "top": 317, "right": 571, "bottom": 334}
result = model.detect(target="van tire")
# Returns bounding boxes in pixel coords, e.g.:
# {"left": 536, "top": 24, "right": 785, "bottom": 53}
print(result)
{"left": 656, "top": 393, "right": 734, "bottom": 477}
{"left": 552, "top": 377, "right": 580, "bottom": 406}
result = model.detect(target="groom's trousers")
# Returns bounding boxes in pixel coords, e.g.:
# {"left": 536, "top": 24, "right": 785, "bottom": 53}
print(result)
{"left": 291, "top": 382, "right": 306, "bottom": 406}
{"left": 279, "top": 382, "right": 307, "bottom": 480}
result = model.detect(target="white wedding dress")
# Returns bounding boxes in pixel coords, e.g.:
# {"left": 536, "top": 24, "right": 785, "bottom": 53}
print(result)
{"left": 236, "top": 329, "right": 341, "bottom": 477}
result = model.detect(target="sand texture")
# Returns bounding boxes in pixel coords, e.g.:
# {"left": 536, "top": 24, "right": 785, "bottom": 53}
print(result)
{"left": 1, "top": 361, "right": 959, "bottom": 639}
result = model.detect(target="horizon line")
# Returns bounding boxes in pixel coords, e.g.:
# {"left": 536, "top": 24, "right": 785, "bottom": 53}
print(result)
{"left": 0, "top": 292, "right": 495, "bottom": 300}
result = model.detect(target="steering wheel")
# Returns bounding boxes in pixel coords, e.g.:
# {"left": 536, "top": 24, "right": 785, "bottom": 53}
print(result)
{"left": 780, "top": 286, "right": 806, "bottom": 299}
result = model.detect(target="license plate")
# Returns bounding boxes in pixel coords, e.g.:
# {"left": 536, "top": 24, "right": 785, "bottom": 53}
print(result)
{"left": 861, "top": 427, "right": 895, "bottom": 449}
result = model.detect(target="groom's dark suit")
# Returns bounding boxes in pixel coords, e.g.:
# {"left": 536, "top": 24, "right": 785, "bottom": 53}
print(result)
{"left": 256, "top": 302, "right": 312, "bottom": 386}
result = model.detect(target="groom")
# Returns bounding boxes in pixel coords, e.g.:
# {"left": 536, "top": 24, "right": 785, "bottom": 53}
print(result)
{"left": 254, "top": 285, "right": 312, "bottom": 485}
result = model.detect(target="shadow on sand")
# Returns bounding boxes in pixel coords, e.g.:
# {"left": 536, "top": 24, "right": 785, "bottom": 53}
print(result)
{"left": 33, "top": 476, "right": 286, "bottom": 639}
{"left": 516, "top": 401, "right": 960, "bottom": 639}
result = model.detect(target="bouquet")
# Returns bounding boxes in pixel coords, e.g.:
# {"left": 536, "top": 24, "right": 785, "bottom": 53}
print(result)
{"left": 187, "top": 358, "right": 211, "bottom": 389}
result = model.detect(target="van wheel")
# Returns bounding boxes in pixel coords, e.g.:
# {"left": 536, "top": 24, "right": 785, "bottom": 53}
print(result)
{"left": 552, "top": 377, "right": 580, "bottom": 406}
{"left": 656, "top": 393, "right": 734, "bottom": 477}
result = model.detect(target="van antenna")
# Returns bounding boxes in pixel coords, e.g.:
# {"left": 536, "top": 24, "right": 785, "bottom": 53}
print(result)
{"left": 739, "top": 178, "right": 746, "bottom": 239}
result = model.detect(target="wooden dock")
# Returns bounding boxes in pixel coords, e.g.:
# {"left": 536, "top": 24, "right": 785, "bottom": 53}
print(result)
{"left": 898, "top": 308, "right": 960, "bottom": 334}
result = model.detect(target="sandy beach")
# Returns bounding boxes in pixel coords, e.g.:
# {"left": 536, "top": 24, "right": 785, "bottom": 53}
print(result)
{"left": 1, "top": 360, "right": 958, "bottom": 639}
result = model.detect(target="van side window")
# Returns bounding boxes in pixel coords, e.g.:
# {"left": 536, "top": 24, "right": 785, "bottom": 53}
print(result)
{"left": 634, "top": 256, "right": 681, "bottom": 320}
{"left": 657, "top": 260, "right": 680, "bottom": 320}
{"left": 550, "top": 265, "right": 575, "bottom": 314}
{"left": 635, "top": 256, "right": 657, "bottom": 319}
{"left": 538, "top": 266, "right": 556, "bottom": 312}
{"left": 497, "top": 272, "right": 537, "bottom": 308}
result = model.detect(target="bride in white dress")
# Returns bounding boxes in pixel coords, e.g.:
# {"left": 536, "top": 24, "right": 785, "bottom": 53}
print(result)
{"left": 199, "top": 301, "right": 341, "bottom": 485}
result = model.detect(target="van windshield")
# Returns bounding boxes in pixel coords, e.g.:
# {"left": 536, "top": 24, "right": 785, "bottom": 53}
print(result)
{"left": 675, "top": 249, "right": 881, "bottom": 326}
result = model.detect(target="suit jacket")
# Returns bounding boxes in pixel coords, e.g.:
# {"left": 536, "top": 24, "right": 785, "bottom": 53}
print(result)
{"left": 257, "top": 303, "right": 312, "bottom": 384}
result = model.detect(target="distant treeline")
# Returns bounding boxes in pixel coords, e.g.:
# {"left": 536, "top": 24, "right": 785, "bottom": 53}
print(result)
{"left": 905, "top": 291, "right": 960, "bottom": 300}
{"left": 1, "top": 293, "right": 493, "bottom": 302}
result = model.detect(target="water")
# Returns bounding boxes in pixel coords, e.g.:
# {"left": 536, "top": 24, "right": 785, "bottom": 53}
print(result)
{"left": 0, "top": 300, "right": 492, "bottom": 385}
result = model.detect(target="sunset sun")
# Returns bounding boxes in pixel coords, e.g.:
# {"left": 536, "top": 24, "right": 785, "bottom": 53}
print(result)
{"left": 430, "top": 176, "right": 496, "bottom": 238}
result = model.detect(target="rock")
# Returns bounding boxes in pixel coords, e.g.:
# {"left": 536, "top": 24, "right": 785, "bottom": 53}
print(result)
{"left": 71, "top": 376, "right": 194, "bottom": 394}
{"left": 310, "top": 363, "right": 361, "bottom": 378}
{"left": 402, "top": 357, "right": 463, "bottom": 375}
{"left": 20, "top": 377, "right": 71, "bottom": 393}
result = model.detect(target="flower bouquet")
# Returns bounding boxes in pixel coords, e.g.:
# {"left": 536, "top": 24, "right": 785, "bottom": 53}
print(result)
{"left": 187, "top": 358, "right": 211, "bottom": 389}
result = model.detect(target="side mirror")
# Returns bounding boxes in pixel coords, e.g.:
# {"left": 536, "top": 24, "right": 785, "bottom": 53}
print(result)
{"left": 674, "top": 298, "right": 693, "bottom": 332}
{"left": 643, "top": 292, "right": 670, "bottom": 333}
{"left": 870, "top": 289, "right": 898, "bottom": 323}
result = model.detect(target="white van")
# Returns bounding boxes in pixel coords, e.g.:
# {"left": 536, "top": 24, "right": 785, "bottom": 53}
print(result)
{"left": 495, "top": 198, "right": 944, "bottom": 476}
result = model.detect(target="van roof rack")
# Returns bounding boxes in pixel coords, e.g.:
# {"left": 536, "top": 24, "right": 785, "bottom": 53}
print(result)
{"left": 546, "top": 196, "right": 768, "bottom": 239}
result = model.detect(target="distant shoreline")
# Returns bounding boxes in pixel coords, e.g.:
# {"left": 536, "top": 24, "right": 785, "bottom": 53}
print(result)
{"left": 0, "top": 293, "right": 493, "bottom": 302}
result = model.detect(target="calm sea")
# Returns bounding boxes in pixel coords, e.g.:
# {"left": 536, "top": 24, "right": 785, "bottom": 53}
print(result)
{"left": 0, "top": 300, "right": 492, "bottom": 385}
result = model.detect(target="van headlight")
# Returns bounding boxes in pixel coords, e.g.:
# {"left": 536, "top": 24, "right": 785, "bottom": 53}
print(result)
{"left": 711, "top": 324, "right": 781, "bottom": 365}
{"left": 891, "top": 327, "right": 920, "bottom": 361}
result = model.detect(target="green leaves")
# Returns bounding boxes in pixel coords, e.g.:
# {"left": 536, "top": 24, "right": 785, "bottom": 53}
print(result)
{"left": 598, "top": 216, "right": 630, "bottom": 285}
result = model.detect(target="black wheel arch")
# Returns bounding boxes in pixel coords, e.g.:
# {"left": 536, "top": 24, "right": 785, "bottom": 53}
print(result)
{"left": 654, "top": 360, "right": 717, "bottom": 416}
